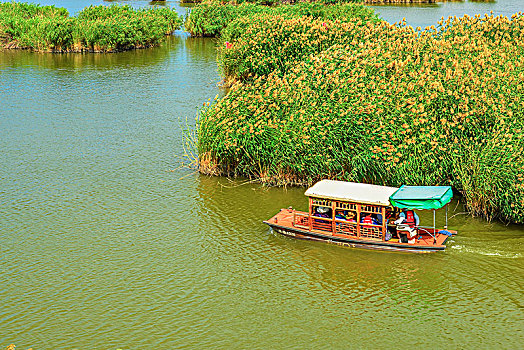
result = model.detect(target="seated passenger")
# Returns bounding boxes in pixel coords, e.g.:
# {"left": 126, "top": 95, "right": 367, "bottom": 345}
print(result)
{"left": 361, "top": 214, "right": 378, "bottom": 225}
{"left": 314, "top": 206, "right": 331, "bottom": 218}
{"left": 335, "top": 213, "right": 346, "bottom": 220}
{"left": 346, "top": 212, "right": 357, "bottom": 223}
{"left": 397, "top": 209, "right": 419, "bottom": 227}
{"left": 394, "top": 209, "right": 420, "bottom": 244}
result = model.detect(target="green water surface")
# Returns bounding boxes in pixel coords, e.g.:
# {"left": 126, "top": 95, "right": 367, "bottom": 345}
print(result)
{"left": 1, "top": 1, "right": 523, "bottom": 349}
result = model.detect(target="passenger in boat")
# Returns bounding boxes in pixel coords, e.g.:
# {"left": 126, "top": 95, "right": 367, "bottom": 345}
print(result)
{"left": 346, "top": 212, "right": 357, "bottom": 223}
{"left": 394, "top": 209, "right": 420, "bottom": 244}
{"left": 399, "top": 209, "right": 419, "bottom": 227}
{"left": 314, "top": 206, "right": 331, "bottom": 218}
{"left": 361, "top": 214, "right": 378, "bottom": 225}
{"left": 335, "top": 210, "right": 347, "bottom": 221}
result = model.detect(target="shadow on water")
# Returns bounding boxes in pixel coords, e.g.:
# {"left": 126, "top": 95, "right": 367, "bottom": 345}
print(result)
{"left": 185, "top": 36, "right": 219, "bottom": 63}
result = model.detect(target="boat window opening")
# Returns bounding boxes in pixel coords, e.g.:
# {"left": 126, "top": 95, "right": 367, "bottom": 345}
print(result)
{"left": 335, "top": 209, "right": 357, "bottom": 222}
{"left": 312, "top": 205, "right": 332, "bottom": 219}
{"left": 359, "top": 213, "right": 382, "bottom": 226}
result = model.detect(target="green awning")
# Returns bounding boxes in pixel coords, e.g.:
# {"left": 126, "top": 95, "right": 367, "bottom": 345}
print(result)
{"left": 389, "top": 185, "right": 453, "bottom": 210}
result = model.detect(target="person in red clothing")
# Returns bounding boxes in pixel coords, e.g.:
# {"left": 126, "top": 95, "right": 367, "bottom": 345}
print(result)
{"left": 399, "top": 209, "right": 419, "bottom": 227}
{"left": 361, "top": 214, "right": 379, "bottom": 225}
{"left": 394, "top": 209, "right": 420, "bottom": 243}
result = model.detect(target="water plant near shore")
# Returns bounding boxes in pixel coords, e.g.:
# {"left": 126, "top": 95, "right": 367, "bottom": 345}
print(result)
{"left": 0, "top": 2, "right": 183, "bottom": 52}
{"left": 195, "top": 12, "right": 524, "bottom": 223}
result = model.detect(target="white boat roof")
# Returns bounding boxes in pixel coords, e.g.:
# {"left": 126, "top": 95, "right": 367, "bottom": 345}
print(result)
{"left": 304, "top": 180, "right": 399, "bottom": 206}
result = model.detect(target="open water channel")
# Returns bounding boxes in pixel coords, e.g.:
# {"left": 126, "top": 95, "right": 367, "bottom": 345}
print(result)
{"left": 1, "top": 1, "right": 523, "bottom": 348}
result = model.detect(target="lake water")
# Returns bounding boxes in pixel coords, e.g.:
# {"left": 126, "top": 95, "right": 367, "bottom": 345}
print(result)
{"left": 370, "top": 0, "right": 524, "bottom": 29}
{"left": 1, "top": 1, "right": 523, "bottom": 349}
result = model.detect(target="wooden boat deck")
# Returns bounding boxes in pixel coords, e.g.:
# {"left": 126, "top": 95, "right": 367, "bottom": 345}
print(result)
{"left": 265, "top": 208, "right": 454, "bottom": 251}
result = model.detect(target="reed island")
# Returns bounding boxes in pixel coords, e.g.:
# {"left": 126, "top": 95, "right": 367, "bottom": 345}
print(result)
{"left": 0, "top": 2, "right": 182, "bottom": 52}
{"left": 186, "top": 2, "right": 524, "bottom": 224}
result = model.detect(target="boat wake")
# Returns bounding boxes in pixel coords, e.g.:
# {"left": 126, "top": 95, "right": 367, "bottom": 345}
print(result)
{"left": 451, "top": 244, "right": 522, "bottom": 259}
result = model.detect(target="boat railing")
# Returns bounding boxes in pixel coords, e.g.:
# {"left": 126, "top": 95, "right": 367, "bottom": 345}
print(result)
{"left": 359, "top": 223, "right": 382, "bottom": 240}
{"left": 416, "top": 226, "right": 438, "bottom": 244}
{"left": 293, "top": 211, "right": 310, "bottom": 230}
{"left": 334, "top": 219, "right": 357, "bottom": 236}
{"left": 293, "top": 211, "right": 384, "bottom": 239}
{"left": 417, "top": 226, "right": 437, "bottom": 233}
{"left": 311, "top": 216, "right": 333, "bottom": 233}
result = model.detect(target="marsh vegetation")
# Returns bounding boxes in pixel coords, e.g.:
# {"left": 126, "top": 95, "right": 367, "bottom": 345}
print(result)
{"left": 189, "top": 3, "right": 524, "bottom": 224}
{"left": 0, "top": 2, "right": 182, "bottom": 52}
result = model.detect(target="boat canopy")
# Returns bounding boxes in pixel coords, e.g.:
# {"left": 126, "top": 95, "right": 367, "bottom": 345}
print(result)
{"left": 305, "top": 180, "right": 399, "bottom": 206}
{"left": 389, "top": 185, "right": 453, "bottom": 210}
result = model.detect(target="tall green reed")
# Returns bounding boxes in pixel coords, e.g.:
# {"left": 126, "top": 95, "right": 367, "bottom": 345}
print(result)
{"left": 0, "top": 2, "right": 183, "bottom": 52}
{"left": 195, "top": 12, "right": 524, "bottom": 223}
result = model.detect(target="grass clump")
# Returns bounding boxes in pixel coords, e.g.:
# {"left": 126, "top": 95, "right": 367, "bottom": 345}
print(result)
{"left": 195, "top": 13, "right": 524, "bottom": 223}
{"left": 185, "top": 3, "right": 266, "bottom": 37}
{"left": 0, "top": 2, "right": 183, "bottom": 52}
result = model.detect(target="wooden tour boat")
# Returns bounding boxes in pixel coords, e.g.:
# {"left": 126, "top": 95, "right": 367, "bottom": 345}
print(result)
{"left": 264, "top": 180, "right": 457, "bottom": 253}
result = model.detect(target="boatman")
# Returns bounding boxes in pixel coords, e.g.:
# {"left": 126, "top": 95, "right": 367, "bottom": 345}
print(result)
{"left": 399, "top": 209, "right": 419, "bottom": 227}
{"left": 394, "top": 209, "right": 420, "bottom": 243}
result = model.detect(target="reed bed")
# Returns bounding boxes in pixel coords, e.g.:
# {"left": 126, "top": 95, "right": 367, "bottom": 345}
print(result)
{"left": 184, "top": 0, "right": 494, "bottom": 7}
{"left": 185, "top": 2, "right": 377, "bottom": 37}
{"left": 185, "top": 1, "right": 497, "bottom": 38}
{"left": 218, "top": 11, "right": 379, "bottom": 82}
{"left": 195, "top": 12, "right": 524, "bottom": 223}
{"left": 0, "top": 2, "right": 182, "bottom": 52}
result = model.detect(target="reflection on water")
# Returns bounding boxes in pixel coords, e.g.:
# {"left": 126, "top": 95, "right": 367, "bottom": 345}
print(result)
{"left": 0, "top": 34, "right": 220, "bottom": 349}
{"left": 1, "top": 0, "right": 523, "bottom": 349}
{"left": 0, "top": 36, "right": 181, "bottom": 71}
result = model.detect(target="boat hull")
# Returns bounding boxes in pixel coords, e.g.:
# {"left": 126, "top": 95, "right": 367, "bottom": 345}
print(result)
{"left": 265, "top": 221, "right": 448, "bottom": 253}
